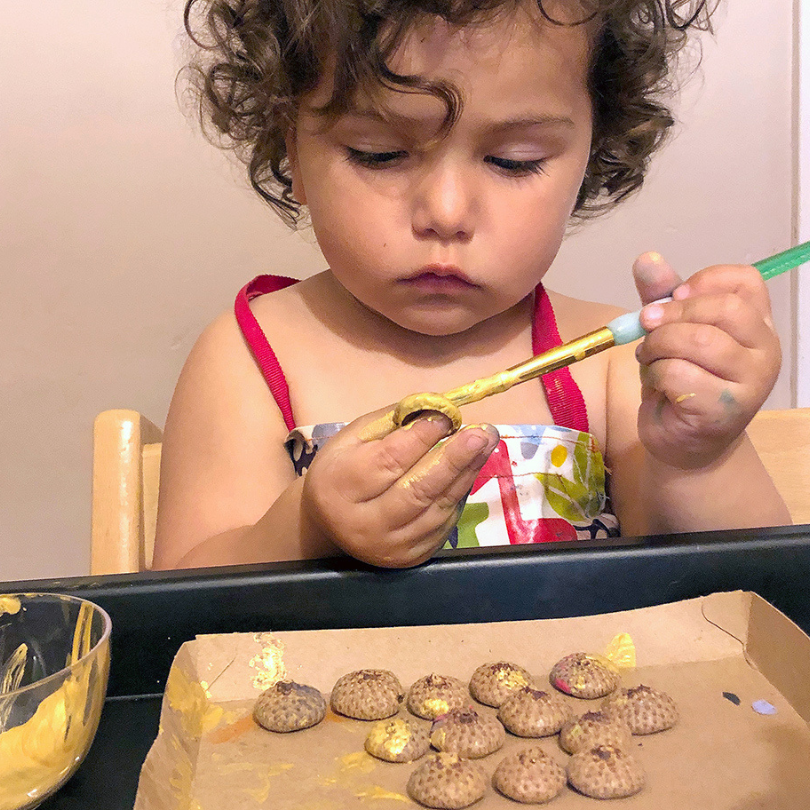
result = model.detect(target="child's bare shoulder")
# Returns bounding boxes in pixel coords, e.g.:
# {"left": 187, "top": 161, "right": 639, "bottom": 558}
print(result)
{"left": 192, "top": 275, "right": 315, "bottom": 368}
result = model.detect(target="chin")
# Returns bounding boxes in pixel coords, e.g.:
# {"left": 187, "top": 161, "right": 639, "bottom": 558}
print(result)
{"left": 388, "top": 312, "right": 480, "bottom": 338}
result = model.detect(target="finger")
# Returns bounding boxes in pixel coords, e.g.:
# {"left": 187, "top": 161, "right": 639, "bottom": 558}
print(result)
{"left": 639, "top": 359, "right": 750, "bottom": 421}
{"left": 383, "top": 424, "right": 499, "bottom": 529}
{"left": 342, "top": 412, "right": 456, "bottom": 499}
{"left": 633, "top": 252, "right": 683, "bottom": 305}
{"left": 671, "top": 264, "right": 774, "bottom": 324}
{"left": 636, "top": 323, "right": 749, "bottom": 383}
{"left": 638, "top": 292, "right": 777, "bottom": 352}
{"left": 375, "top": 509, "right": 464, "bottom": 568}
{"left": 641, "top": 359, "right": 761, "bottom": 416}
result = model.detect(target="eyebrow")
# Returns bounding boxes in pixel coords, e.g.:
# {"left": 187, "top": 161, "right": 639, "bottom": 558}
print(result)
{"left": 339, "top": 108, "right": 576, "bottom": 132}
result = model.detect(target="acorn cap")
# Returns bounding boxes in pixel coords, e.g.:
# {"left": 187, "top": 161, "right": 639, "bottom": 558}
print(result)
{"left": 498, "top": 686, "right": 573, "bottom": 737}
{"left": 567, "top": 744, "right": 645, "bottom": 799}
{"left": 408, "top": 674, "right": 469, "bottom": 720}
{"left": 602, "top": 684, "right": 679, "bottom": 734}
{"left": 330, "top": 669, "right": 404, "bottom": 720}
{"left": 252, "top": 680, "right": 326, "bottom": 732}
{"left": 469, "top": 661, "right": 532, "bottom": 707}
{"left": 559, "top": 710, "right": 633, "bottom": 755}
{"left": 549, "top": 653, "right": 620, "bottom": 700}
{"left": 407, "top": 752, "right": 488, "bottom": 809}
{"left": 430, "top": 707, "right": 505, "bottom": 759}
{"left": 364, "top": 716, "right": 430, "bottom": 762}
{"left": 492, "top": 746, "right": 567, "bottom": 804}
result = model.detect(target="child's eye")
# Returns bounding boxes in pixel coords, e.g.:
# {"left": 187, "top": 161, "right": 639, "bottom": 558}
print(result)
{"left": 345, "top": 147, "right": 407, "bottom": 168}
{"left": 485, "top": 156, "right": 547, "bottom": 176}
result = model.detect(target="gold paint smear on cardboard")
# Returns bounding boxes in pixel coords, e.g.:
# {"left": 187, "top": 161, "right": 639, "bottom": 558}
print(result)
{"left": 340, "top": 750, "right": 377, "bottom": 772}
{"left": 244, "top": 764, "right": 295, "bottom": 802}
{"left": 249, "top": 634, "right": 287, "bottom": 691}
{"left": 604, "top": 633, "right": 637, "bottom": 669}
{"left": 164, "top": 666, "right": 224, "bottom": 740}
{"left": 168, "top": 757, "right": 193, "bottom": 810}
{"left": 207, "top": 712, "right": 255, "bottom": 744}
{"left": 319, "top": 749, "right": 378, "bottom": 787}
{"left": 356, "top": 785, "right": 411, "bottom": 802}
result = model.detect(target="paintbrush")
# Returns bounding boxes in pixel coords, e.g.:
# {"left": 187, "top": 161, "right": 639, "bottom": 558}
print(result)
{"left": 391, "top": 241, "right": 810, "bottom": 429}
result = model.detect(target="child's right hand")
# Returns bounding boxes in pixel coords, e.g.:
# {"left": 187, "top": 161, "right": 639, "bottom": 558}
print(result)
{"left": 300, "top": 409, "right": 499, "bottom": 568}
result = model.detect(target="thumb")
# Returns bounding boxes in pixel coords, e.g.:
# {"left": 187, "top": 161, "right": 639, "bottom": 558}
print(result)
{"left": 633, "top": 252, "right": 683, "bottom": 305}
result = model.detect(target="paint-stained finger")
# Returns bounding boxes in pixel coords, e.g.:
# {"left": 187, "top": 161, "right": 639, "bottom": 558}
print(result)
{"left": 382, "top": 424, "right": 499, "bottom": 529}
{"left": 633, "top": 252, "right": 682, "bottom": 304}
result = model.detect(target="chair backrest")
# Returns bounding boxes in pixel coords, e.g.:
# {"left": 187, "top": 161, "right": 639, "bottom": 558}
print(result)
{"left": 746, "top": 407, "right": 810, "bottom": 526}
{"left": 91, "top": 409, "right": 163, "bottom": 575}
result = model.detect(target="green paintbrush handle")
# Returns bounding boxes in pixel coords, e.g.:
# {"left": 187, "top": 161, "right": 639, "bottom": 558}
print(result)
{"left": 607, "top": 240, "right": 810, "bottom": 345}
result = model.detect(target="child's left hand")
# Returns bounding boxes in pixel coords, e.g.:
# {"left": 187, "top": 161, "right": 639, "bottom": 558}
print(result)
{"left": 633, "top": 252, "right": 781, "bottom": 470}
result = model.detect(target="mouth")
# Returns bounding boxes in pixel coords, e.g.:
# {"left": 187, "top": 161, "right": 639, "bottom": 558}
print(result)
{"left": 401, "top": 264, "right": 477, "bottom": 292}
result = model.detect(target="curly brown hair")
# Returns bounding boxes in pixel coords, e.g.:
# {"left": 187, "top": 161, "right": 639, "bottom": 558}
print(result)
{"left": 182, "top": 0, "right": 717, "bottom": 227}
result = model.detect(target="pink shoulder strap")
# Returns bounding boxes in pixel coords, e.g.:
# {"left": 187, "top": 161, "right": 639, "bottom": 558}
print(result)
{"left": 234, "top": 275, "right": 300, "bottom": 432}
{"left": 532, "top": 284, "right": 590, "bottom": 433}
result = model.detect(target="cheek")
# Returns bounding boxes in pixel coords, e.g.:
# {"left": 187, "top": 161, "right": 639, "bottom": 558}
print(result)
{"left": 309, "top": 203, "right": 387, "bottom": 273}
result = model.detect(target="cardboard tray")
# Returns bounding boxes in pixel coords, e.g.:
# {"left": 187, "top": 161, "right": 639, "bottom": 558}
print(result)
{"left": 134, "top": 591, "right": 810, "bottom": 809}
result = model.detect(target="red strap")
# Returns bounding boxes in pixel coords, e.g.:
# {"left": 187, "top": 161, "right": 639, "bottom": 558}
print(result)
{"left": 235, "top": 275, "right": 589, "bottom": 435}
{"left": 234, "top": 275, "right": 300, "bottom": 432}
{"left": 532, "top": 284, "right": 590, "bottom": 433}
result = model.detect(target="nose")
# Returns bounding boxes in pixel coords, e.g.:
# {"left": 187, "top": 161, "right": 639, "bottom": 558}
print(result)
{"left": 411, "top": 159, "right": 475, "bottom": 243}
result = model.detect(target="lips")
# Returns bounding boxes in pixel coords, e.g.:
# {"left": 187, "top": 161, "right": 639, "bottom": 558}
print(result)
{"left": 402, "top": 264, "right": 476, "bottom": 292}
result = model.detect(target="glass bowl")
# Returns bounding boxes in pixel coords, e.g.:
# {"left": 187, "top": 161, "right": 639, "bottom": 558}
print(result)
{"left": 0, "top": 593, "right": 111, "bottom": 810}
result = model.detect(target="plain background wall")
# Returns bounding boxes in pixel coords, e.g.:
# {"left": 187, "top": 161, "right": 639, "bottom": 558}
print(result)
{"left": 0, "top": 0, "right": 799, "bottom": 581}
{"left": 799, "top": 0, "right": 810, "bottom": 407}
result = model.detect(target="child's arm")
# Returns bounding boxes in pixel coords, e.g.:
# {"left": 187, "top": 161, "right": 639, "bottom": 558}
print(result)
{"left": 606, "top": 253, "right": 791, "bottom": 536}
{"left": 151, "top": 312, "right": 313, "bottom": 569}
{"left": 152, "top": 313, "right": 498, "bottom": 570}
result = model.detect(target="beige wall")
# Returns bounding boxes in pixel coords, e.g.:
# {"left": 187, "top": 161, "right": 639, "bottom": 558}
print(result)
{"left": 0, "top": 1, "right": 797, "bottom": 581}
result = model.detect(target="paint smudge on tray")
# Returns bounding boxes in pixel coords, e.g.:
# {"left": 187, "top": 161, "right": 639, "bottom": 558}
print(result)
{"left": 752, "top": 700, "right": 777, "bottom": 716}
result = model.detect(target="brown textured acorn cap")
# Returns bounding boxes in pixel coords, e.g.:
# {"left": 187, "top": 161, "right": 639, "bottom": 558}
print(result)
{"left": 567, "top": 744, "right": 645, "bottom": 799}
{"left": 330, "top": 669, "right": 404, "bottom": 720}
{"left": 559, "top": 710, "right": 633, "bottom": 754}
{"left": 252, "top": 680, "right": 326, "bottom": 732}
{"left": 408, "top": 674, "right": 469, "bottom": 720}
{"left": 492, "top": 746, "right": 567, "bottom": 804}
{"left": 430, "top": 707, "right": 505, "bottom": 758}
{"left": 469, "top": 661, "right": 532, "bottom": 707}
{"left": 364, "top": 716, "right": 430, "bottom": 762}
{"left": 602, "top": 684, "right": 679, "bottom": 734}
{"left": 498, "top": 686, "right": 573, "bottom": 737}
{"left": 407, "top": 752, "right": 488, "bottom": 809}
{"left": 549, "top": 652, "right": 620, "bottom": 699}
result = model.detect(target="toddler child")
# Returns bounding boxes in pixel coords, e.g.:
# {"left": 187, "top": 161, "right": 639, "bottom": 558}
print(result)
{"left": 152, "top": 0, "right": 789, "bottom": 570}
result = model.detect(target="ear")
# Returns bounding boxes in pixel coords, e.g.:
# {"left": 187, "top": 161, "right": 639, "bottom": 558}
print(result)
{"left": 285, "top": 127, "right": 307, "bottom": 205}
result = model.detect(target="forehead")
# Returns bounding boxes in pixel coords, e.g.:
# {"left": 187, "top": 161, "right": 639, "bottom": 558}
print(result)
{"left": 390, "top": 3, "right": 592, "bottom": 80}
{"left": 303, "top": 4, "right": 592, "bottom": 125}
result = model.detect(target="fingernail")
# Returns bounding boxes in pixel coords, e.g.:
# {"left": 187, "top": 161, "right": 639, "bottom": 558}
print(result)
{"left": 463, "top": 432, "right": 488, "bottom": 452}
{"left": 672, "top": 283, "right": 690, "bottom": 300}
{"left": 633, "top": 251, "right": 664, "bottom": 282}
{"left": 462, "top": 424, "right": 499, "bottom": 452}
{"left": 641, "top": 303, "right": 663, "bottom": 327}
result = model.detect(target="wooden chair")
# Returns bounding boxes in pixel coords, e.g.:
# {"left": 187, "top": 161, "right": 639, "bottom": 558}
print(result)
{"left": 91, "top": 409, "right": 163, "bottom": 575}
{"left": 746, "top": 407, "right": 810, "bottom": 526}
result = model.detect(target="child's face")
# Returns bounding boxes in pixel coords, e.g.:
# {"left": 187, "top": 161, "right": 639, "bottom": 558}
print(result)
{"left": 288, "top": 4, "right": 593, "bottom": 337}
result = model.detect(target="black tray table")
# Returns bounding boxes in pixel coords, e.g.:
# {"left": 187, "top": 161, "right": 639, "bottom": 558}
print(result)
{"left": 3, "top": 525, "right": 808, "bottom": 809}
